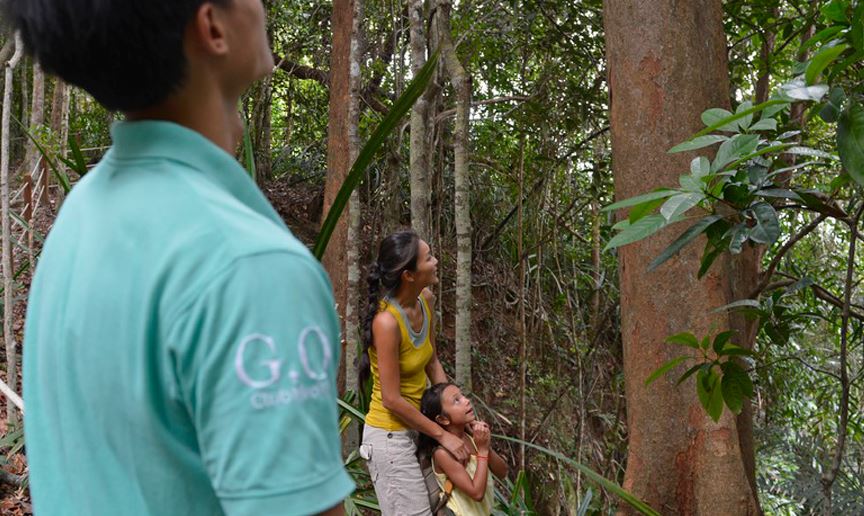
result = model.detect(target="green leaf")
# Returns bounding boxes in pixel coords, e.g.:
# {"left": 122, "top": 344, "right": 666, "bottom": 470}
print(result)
{"left": 800, "top": 26, "right": 845, "bottom": 52}
{"left": 314, "top": 51, "right": 440, "bottom": 259}
{"left": 748, "top": 118, "right": 777, "bottom": 132}
{"left": 494, "top": 435, "right": 661, "bottom": 516}
{"left": 667, "top": 332, "right": 699, "bottom": 349}
{"left": 690, "top": 156, "right": 710, "bottom": 177}
{"left": 698, "top": 244, "right": 725, "bottom": 279}
{"left": 668, "top": 135, "right": 728, "bottom": 154}
{"left": 700, "top": 335, "right": 711, "bottom": 351}
{"left": 838, "top": 100, "right": 864, "bottom": 187}
{"left": 720, "top": 345, "right": 754, "bottom": 357}
{"left": 707, "top": 370, "right": 725, "bottom": 422}
{"left": 602, "top": 189, "right": 677, "bottom": 212}
{"left": 628, "top": 196, "right": 666, "bottom": 224}
{"left": 12, "top": 115, "right": 71, "bottom": 194}
{"left": 805, "top": 43, "right": 849, "bottom": 85}
{"left": 701, "top": 108, "right": 740, "bottom": 132}
{"left": 780, "top": 79, "right": 829, "bottom": 102}
{"left": 676, "top": 363, "right": 703, "bottom": 385}
{"left": 712, "top": 330, "right": 734, "bottom": 355}
{"left": 691, "top": 100, "right": 788, "bottom": 139}
{"left": 755, "top": 189, "right": 802, "bottom": 201}
{"left": 660, "top": 193, "right": 703, "bottom": 221}
{"left": 721, "top": 361, "right": 754, "bottom": 415}
{"left": 242, "top": 115, "right": 256, "bottom": 180}
{"left": 712, "top": 134, "right": 760, "bottom": 172}
{"left": 728, "top": 223, "right": 750, "bottom": 254}
{"left": 785, "top": 146, "right": 837, "bottom": 160}
{"left": 696, "top": 369, "right": 711, "bottom": 411}
{"left": 645, "top": 356, "right": 688, "bottom": 386}
{"left": 648, "top": 215, "right": 723, "bottom": 271}
{"left": 821, "top": 0, "right": 849, "bottom": 23}
{"left": 67, "top": 133, "right": 88, "bottom": 176}
{"left": 604, "top": 214, "right": 668, "bottom": 251}
{"left": 735, "top": 101, "right": 754, "bottom": 130}
{"left": 749, "top": 202, "right": 780, "bottom": 245}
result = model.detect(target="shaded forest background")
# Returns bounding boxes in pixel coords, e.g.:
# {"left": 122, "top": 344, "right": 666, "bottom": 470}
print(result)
{"left": 1, "top": 0, "right": 863, "bottom": 514}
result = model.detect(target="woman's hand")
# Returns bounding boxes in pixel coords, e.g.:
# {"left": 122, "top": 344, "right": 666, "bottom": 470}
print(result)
{"left": 470, "top": 421, "right": 491, "bottom": 452}
{"left": 439, "top": 430, "right": 471, "bottom": 461}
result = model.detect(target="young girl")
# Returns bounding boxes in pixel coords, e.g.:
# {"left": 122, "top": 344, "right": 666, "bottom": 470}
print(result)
{"left": 418, "top": 383, "right": 509, "bottom": 515}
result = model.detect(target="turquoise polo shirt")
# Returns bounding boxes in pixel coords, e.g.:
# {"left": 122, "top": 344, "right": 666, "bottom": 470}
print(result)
{"left": 23, "top": 120, "right": 354, "bottom": 515}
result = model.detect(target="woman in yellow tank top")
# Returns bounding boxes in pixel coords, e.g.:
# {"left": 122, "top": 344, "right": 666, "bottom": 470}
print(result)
{"left": 359, "top": 231, "right": 472, "bottom": 516}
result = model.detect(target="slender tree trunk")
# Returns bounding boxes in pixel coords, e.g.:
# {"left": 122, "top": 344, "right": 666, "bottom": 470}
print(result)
{"left": 517, "top": 138, "right": 527, "bottom": 473}
{"left": 2, "top": 34, "right": 24, "bottom": 423}
{"left": 409, "top": 0, "right": 431, "bottom": 240}
{"left": 25, "top": 63, "right": 44, "bottom": 271}
{"left": 604, "top": 1, "right": 760, "bottom": 513}
{"left": 252, "top": 78, "right": 273, "bottom": 181}
{"left": 344, "top": 0, "right": 364, "bottom": 449}
{"left": 322, "top": 0, "right": 354, "bottom": 393}
{"left": 437, "top": 0, "right": 472, "bottom": 390}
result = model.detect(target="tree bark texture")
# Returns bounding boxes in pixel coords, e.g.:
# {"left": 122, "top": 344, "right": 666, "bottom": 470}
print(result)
{"left": 2, "top": 34, "right": 24, "bottom": 421}
{"left": 322, "top": 0, "right": 354, "bottom": 392}
{"left": 25, "top": 63, "right": 45, "bottom": 271}
{"left": 344, "top": 0, "right": 364, "bottom": 449}
{"left": 438, "top": 0, "right": 473, "bottom": 390}
{"left": 409, "top": 0, "right": 431, "bottom": 241}
{"left": 603, "top": 1, "right": 760, "bottom": 513}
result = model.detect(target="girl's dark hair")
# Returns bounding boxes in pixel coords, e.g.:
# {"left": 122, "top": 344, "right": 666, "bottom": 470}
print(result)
{"left": 357, "top": 230, "right": 421, "bottom": 391}
{"left": 417, "top": 383, "right": 454, "bottom": 461}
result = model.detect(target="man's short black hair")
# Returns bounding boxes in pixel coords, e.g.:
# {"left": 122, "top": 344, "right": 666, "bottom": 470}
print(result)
{"left": 1, "top": 0, "right": 229, "bottom": 112}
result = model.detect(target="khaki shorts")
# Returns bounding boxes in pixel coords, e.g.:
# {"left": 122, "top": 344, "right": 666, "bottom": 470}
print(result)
{"left": 362, "top": 425, "right": 432, "bottom": 516}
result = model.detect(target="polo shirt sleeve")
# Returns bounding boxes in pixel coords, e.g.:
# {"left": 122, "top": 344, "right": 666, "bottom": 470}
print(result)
{"left": 167, "top": 251, "right": 355, "bottom": 515}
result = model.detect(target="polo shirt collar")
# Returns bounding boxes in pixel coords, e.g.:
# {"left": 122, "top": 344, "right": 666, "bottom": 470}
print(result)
{"left": 108, "top": 120, "right": 287, "bottom": 230}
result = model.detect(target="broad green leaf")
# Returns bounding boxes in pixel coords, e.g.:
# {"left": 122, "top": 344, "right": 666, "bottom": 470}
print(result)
{"left": 648, "top": 215, "right": 723, "bottom": 271}
{"left": 701, "top": 108, "right": 740, "bottom": 132}
{"left": 602, "top": 189, "right": 676, "bottom": 212}
{"left": 720, "top": 345, "right": 754, "bottom": 357}
{"left": 712, "top": 134, "right": 760, "bottom": 172}
{"left": 604, "top": 214, "right": 667, "bottom": 251}
{"left": 785, "top": 146, "right": 837, "bottom": 160}
{"left": 645, "top": 356, "right": 688, "bottom": 386}
{"left": 852, "top": 5, "right": 864, "bottom": 52}
{"left": 755, "top": 189, "right": 802, "bottom": 201}
{"left": 800, "top": 26, "right": 844, "bottom": 52}
{"left": 748, "top": 118, "right": 777, "bottom": 132}
{"left": 712, "top": 331, "right": 734, "bottom": 355}
{"left": 696, "top": 369, "right": 711, "bottom": 409}
{"left": 495, "top": 435, "right": 660, "bottom": 516}
{"left": 629, "top": 196, "right": 666, "bottom": 224}
{"left": 668, "top": 135, "right": 728, "bottom": 154}
{"left": 676, "top": 364, "right": 703, "bottom": 385}
{"left": 735, "top": 101, "right": 754, "bottom": 130}
{"left": 679, "top": 174, "right": 703, "bottom": 193}
{"left": 780, "top": 79, "right": 829, "bottom": 102}
{"left": 838, "top": 100, "right": 864, "bottom": 187}
{"left": 698, "top": 244, "right": 725, "bottom": 279}
{"left": 707, "top": 370, "right": 725, "bottom": 422}
{"left": 805, "top": 43, "right": 849, "bottom": 85}
{"left": 700, "top": 335, "right": 711, "bottom": 351}
{"left": 314, "top": 51, "right": 439, "bottom": 259}
{"left": 749, "top": 203, "right": 780, "bottom": 245}
{"left": 821, "top": 0, "right": 849, "bottom": 23}
{"left": 720, "top": 367, "right": 744, "bottom": 414}
{"left": 728, "top": 223, "right": 750, "bottom": 254}
{"left": 690, "top": 156, "right": 710, "bottom": 177}
{"left": 660, "top": 193, "right": 703, "bottom": 221}
{"left": 828, "top": 49, "right": 864, "bottom": 81}
{"left": 667, "top": 332, "right": 699, "bottom": 349}
{"left": 692, "top": 100, "right": 788, "bottom": 139}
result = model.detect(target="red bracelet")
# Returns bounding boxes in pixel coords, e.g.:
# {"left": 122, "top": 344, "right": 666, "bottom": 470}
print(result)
{"left": 476, "top": 455, "right": 488, "bottom": 460}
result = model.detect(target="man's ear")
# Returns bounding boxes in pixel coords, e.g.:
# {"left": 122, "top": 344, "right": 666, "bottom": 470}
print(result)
{"left": 189, "top": 2, "right": 230, "bottom": 56}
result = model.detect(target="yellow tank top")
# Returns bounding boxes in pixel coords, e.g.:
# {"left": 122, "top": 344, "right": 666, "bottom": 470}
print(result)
{"left": 433, "top": 436, "right": 494, "bottom": 516}
{"left": 365, "top": 295, "right": 434, "bottom": 431}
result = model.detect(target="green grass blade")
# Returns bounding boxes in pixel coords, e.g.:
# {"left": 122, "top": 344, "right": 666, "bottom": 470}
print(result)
{"left": 494, "top": 434, "right": 660, "bottom": 516}
{"left": 313, "top": 51, "right": 440, "bottom": 260}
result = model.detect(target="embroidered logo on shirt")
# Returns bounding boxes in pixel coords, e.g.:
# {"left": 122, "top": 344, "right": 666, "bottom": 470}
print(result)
{"left": 234, "top": 327, "right": 333, "bottom": 409}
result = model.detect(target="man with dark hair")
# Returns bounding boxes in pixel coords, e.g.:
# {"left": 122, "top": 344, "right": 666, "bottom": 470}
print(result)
{"left": 2, "top": 1, "right": 354, "bottom": 514}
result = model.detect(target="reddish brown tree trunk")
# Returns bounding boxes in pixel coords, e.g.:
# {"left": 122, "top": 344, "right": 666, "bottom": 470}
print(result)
{"left": 604, "top": 1, "right": 760, "bottom": 513}
{"left": 322, "top": 0, "right": 354, "bottom": 393}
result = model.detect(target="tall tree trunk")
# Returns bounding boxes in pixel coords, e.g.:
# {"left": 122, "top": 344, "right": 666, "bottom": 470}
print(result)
{"left": 437, "top": 0, "right": 472, "bottom": 390}
{"left": 25, "top": 63, "right": 44, "bottom": 272}
{"left": 408, "top": 0, "right": 431, "bottom": 240}
{"left": 604, "top": 1, "right": 760, "bottom": 513}
{"left": 344, "top": 0, "right": 364, "bottom": 449}
{"left": 252, "top": 78, "right": 273, "bottom": 181}
{"left": 322, "top": 0, "right": 354, "bottom": 393}
{"left": 49, "top": 79, "right": 70, "bottom": 205}
{"left": 2, "top": 34, "right": 24, "bottom": 423}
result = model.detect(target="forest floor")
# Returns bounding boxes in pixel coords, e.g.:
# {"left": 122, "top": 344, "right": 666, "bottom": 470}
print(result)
{"left": 0, "top": 175, "right": 524, "bottom": 514}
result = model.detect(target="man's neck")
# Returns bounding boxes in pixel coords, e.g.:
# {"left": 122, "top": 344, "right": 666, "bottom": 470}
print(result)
{"left": 125, "top": 89, "right": 242, "bottom": 155}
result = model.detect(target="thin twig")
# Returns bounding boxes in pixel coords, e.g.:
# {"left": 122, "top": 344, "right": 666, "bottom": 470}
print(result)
{"left": 749, "top": 214, "right": 828, "bottom": 298}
